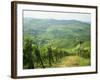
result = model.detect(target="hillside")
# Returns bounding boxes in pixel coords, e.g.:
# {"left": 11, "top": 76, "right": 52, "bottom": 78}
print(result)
{"left": 23, "top": 17, "right": 90, "bottom": 50}
{"left": 23, "top": 17, "right": 91, "bottom": 69}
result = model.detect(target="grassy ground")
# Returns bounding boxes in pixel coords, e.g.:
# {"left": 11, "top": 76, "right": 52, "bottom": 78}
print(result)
{"left": 52, "top": 55, "right": 90, "bottom": 67}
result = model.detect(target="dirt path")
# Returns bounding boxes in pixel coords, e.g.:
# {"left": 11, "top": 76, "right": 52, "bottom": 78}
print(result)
{"left": 52, "top": 56, "right": 90, "bottom": 67}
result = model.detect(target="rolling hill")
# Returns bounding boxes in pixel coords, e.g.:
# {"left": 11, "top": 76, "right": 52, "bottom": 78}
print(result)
{"left": 23, "top": 17, "right": 91, "bottom": 69}
{"left": 23, "top": 17, "right": 91, "bottom": 51}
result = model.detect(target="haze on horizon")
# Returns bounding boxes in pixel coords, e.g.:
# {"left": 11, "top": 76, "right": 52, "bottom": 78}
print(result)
{"left": 23, "top": 10, "right": 91, "bottom": 23}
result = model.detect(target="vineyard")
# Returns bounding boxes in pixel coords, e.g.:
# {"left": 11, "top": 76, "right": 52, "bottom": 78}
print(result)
{"left": 23, "top": 18, "right": 91, "bottom": 69}
{"left": 23, "top": 36, "right": 90, "bottom": 69}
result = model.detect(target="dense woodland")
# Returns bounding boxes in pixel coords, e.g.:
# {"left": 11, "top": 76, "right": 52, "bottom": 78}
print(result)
{"left": 23, "top": 18, "right": 91, "bottom": 69}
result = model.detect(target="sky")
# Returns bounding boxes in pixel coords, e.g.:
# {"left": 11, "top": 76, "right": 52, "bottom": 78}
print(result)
{"left": 23, "top": 10, "right": 91, "bottom": 23}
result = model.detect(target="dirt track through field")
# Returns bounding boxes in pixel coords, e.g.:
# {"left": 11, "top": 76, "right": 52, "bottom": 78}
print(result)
{"left": 52, "top": 56, "right": 90, "bottom": 67}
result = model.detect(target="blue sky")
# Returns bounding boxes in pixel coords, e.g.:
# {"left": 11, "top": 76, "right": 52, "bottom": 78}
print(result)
{"left": 24, "top": 10, "right": 91, "bottom": 23}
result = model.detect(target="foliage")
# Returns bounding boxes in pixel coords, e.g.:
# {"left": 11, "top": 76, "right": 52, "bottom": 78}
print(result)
{"left": 23, "top": 18, "right": 91, "bottom": 69}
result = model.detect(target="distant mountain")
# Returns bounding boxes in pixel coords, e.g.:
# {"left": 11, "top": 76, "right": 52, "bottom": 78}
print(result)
{"left": 23, "top": 17, "right": 91, "bottom": 49}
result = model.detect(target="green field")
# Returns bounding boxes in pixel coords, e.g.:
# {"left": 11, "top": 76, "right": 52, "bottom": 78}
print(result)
{"left": 23, "top": 17, "right": 91, "bottom": 69}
